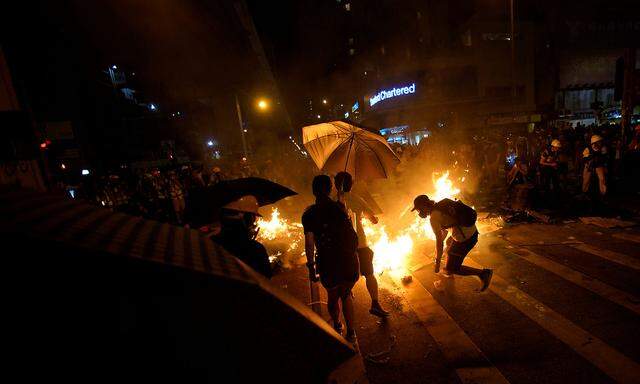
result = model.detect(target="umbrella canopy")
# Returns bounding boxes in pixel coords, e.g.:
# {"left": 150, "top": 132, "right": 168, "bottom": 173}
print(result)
{"left": 208, "top": 177, "right": 297, "bottom": 207}
{"left": 0, "top": 189, "right": 360, "bottom": 383}
{"left": 302, "top": 121, "right": 400, "bottom": 180}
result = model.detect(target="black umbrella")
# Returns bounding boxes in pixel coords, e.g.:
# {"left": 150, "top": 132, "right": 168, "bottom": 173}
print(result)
{"left": 209, "top": 177, "right": 298, "bottom": 207}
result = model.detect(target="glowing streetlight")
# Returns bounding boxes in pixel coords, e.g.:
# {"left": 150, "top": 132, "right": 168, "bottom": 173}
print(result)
{"left": 257, "top": 99, "right": 269, "bottom": 111}
{"left": 322, "top": 99, "right": 327, "bottom": 104}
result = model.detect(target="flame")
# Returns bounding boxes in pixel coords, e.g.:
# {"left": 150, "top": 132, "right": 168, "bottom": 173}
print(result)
{"left": 363, "top": 170, "right": 461, "bottom": 274}
{"left": 256, "top": 208, "right": 302, "bottom": 253}
{"left": 431, "top": 171, "right": 460, "bottom": 201}
{"left": 362, "top": 221, "right": 414, "bottom": 274}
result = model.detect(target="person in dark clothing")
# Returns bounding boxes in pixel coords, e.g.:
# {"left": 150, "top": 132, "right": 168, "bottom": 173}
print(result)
{"left": 334, "top": 171, "right": 389, "bottom": 318}
{"left": 539, "top": 139, "right": 563, "bottom": 197}
{"left": 303, "top": 175, "right": 359, "bottom": 343}
{"left": 212, "top": 195, "right": 272, "bottom": 279}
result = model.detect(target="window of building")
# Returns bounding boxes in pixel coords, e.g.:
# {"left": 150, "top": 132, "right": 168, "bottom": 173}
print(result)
{"left": 485, "top": 85, "right": 525, "bottom": 98}
{"left": 462, "top": 30, "right": 472, "bottom": 46}
{"left": 564, "top": 89, "right": 595, "bottom": 111}
{"left": 597, "top": 88, "right": 615, "bottom": 107}
{"left": 482, "top": 33, "right": 515, "bottom": 41}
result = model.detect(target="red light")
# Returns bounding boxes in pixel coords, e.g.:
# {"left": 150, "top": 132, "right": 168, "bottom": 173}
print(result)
{"left": 40, "top": 142, "right": 47, "bottom": 149}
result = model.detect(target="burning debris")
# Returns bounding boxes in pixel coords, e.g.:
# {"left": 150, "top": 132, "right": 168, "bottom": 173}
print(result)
{"left": 256, "top": 208, "right": 304, "bottom": 267}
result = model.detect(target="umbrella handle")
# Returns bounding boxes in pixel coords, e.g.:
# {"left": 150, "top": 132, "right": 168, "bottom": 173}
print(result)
{"left": 343, "top": 134, "right": 355, "bottom": 174}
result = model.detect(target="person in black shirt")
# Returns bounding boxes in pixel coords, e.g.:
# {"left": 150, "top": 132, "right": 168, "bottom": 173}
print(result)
{"left": 213, "top": 195, "right": 272, "bottom": 278}
{"left": 582, "top": 135, "right": 607, "bottom": 197}
{"left": 302, "top": 175, "right": 359, "bottom": 343}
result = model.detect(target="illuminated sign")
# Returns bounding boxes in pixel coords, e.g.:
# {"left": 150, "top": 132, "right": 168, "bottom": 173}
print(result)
{"left": 369, "top": 83, "right": 416, "bottom": 107}
{"left": 352, "top": 101, "right": 359, "bottom": 112}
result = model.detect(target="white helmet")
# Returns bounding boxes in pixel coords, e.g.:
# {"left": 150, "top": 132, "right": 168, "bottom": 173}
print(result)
{"left": 551, "top": 139, "right": 562, "bottom": 148}
{"left": 590, "top": 135, "right": 603, "bottom": 145}
{"left": 222, "top": 195, "right": 261, "bottom": 216}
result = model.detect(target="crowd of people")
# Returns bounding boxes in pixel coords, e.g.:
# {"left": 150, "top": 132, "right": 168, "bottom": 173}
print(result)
{"left": 502, "top": 122, "right": 640, "bottom": 212}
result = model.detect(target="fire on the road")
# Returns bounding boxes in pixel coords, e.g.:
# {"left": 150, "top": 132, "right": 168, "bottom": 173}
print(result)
{"left": 363, "top": 171, "right": 461, "bottom": 274}
{"left": 257, "top": 171, "right": 462, "bottom": 275}
{"left": 256, "top": 208, "right": 302, "bottom": 254}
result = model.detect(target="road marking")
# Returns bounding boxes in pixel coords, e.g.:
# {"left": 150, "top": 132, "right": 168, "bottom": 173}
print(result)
{"left": 504, "top": 244, "right": 640, "bottom": 316}
{"left": 387, "top": 275, "right": 510, "bottom": 384}
{"left": 613, "top": 233, "right": 640, "bottom": 244}
{"left": 570, "top": 243, "right": 640, "bottom": 271}
{"left": 465, "top": 258, "right": 640, "bottom": 384}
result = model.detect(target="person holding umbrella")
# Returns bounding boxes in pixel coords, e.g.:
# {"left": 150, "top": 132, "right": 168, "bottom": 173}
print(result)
{"left": 208, "top": 177, "right": 298, "bottom": 279}
{"left": 334, "top": 171, "right": 389, "bottom": 318}
{"left": 303, "top": 175, "right": 360, "bottom": 343}
{"left": 213, "top": 195, "right": 272, "bottom": 278}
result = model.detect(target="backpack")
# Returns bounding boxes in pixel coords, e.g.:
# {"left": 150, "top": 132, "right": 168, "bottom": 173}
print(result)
{"left": 313, "top": 202, "right": 359, "bottom": 256}
{"left": 434, "top": 198, "right": 477, "bottom": 228}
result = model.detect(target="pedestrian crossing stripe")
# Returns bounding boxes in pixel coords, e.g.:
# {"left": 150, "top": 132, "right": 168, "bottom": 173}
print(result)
{"left": 503, "top": 243, "right": 640, "bottom": 316}
{"left": 465, "top": 257, "right": 640, "bottom": 384}
{"left": 571, "top": 243, "right": 640, "bottom": 271}
{"left": 386, "top": 274, "right": 510, "bottom": 384}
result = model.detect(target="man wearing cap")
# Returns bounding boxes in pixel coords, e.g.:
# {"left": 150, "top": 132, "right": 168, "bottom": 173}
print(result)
{"left": 582, "top": 135, "right": 607, "bottom": 197}
{"left": 539, "top": 139, "right": 563, "bottom": 197}
{"left": 412, "top": 195, "right": 492, "bottom": 292}
{"left": 213, "top": 195, "right": 272, "bottom": 278}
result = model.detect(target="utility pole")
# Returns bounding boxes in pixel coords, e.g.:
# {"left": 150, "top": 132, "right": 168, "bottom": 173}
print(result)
{"left": 510, "top": 0, "right": 517, "bottom": 118}
{"left": 235, "top": 94, "right": 249, "bottom": 160}
{"left": 620, "top": 48, "right": 636, "bottom": 146}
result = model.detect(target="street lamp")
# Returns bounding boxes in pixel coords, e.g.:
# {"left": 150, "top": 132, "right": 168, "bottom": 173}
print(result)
{"left": 322, "top": 99, "right": 328, "bottom": 104}
{"left": 236, "top": 95, "right": 272, "bottom": 161}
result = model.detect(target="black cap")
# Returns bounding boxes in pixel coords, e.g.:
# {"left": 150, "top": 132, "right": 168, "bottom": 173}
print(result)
{"left": 411, "top": 195, "right": 431, "bottom": 211}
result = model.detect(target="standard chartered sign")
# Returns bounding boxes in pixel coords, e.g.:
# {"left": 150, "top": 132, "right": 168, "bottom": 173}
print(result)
{"left": 369, "top": 83, "right": 416, "bottom": 107}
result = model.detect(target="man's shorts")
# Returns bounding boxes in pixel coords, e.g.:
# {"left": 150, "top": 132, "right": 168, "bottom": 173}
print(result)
{"left": 357, "top": 247, "right": 375, "bottom": 276}
{"left": 445, "top": 231, "right": 479, "bottom": 272}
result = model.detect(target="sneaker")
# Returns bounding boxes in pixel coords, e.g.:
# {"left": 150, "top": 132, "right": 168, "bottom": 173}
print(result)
{"left": 333, "top": 321, "right": 344, "bottom": 335}
{"left": 369, "top": 301, "right": 390, "bottom": 318}
{"left": 479, "top": 269, "right": 493, "bottom": 292}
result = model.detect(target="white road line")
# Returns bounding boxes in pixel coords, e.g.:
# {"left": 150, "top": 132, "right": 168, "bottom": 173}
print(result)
{"left": 570, "top": 243, "right": 640, "bottom": 271}
{"left": 465, "top": 258, "right": 640, "bottom": 384}
{"left": 502, "top": 243, "right": 640, "bottom": 316}
{"left": 386, "top": 274, "right": 510, "bottom": 384}
{"left": 612, "top": 232, "right": 640, "bottom": 244}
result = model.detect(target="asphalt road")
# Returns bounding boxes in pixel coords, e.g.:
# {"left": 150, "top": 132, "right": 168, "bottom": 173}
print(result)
{"left": 272, "top": 221, "right": 640, "bottom": 384}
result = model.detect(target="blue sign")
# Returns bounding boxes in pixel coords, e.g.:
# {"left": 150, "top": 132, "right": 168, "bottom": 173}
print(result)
{"left": 352, "top": 101, "right": 359, "bottom": 112}
{"left": 370, "top": 83, "right": 416, "bottom": 107}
